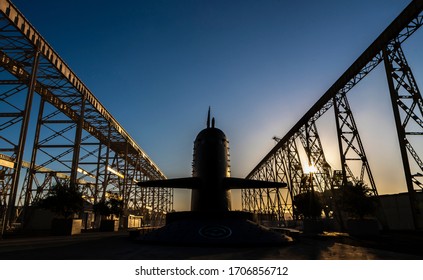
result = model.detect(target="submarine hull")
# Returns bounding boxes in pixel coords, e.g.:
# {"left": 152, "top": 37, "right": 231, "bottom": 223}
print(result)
{"left": 136, "top": 211, "right": 292, "bottom": 246}
{"left": 135, "top": 109, "right": 291, "bottom": 245}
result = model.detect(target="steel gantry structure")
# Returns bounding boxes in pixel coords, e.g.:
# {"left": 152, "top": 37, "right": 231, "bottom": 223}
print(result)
{"left": 243, "top": 0, "right": 423, "bottom": 229}
{"left": 0, "top": 0, "right": 173, "bottom": 234}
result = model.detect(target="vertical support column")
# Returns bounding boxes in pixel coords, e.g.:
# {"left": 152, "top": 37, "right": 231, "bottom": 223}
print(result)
{"left": 70, "top": 96, "right": 86, "bottom": 186}
{"left": 284, "top": 137, "right": 303, "bottom": 220}
{"left": 133, "top": 157, "right": 143, "bottom": 210}
{"left": 169, "top": 188, "right": 174, "bottom": 213}
{"left": 243, "top": 138, "right": 302, "bottom": 222}
{"left": 241, "top": 188, "right": 250, "bottom": 212}
{"left": 299, "top": 121, "right": 334, "bottom": 217}
{"left": 273, "top": 148, "right": 285, "bottom": 224}
{"left": 333, "top": 94, "right": 348, "bottom": 188}
{"left": 102, "top": 125, "right": 112, "bottom": 201}
{"left": 24, "top": 98, "right": 45, "bottom": 207}
{"left": 303, "top": 122, "right": 314, "bottom": 170}
{"left": 3, "top": 50, "right": 40, "bottom": 233}
{"left": 332, "top": 92, "right": 377, "bottom": 194}
{"left": 383, "top": 40, "right": 423, "bottom": 229}
{"left": 121, "top": 142, "right": 129, "bottom": 228}
{"left": 94, "top": 142, "right": 103, "bottom": 204}
{"left": 333, "top": 91, "right": 387, "bottom": 229}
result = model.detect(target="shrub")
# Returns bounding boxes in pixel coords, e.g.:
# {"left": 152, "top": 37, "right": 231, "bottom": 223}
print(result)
{"left": 36, "top": 183, "right": 84, "bottom": 219}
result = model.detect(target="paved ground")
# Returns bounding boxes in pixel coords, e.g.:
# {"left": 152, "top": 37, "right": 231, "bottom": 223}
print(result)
{"left": 0, "top": 230, "right": 422, "bottom": 260}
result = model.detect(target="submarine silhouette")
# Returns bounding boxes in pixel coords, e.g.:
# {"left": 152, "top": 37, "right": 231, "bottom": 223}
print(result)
{"left": 136, "top": 108, "right": 291, "bottom": 245}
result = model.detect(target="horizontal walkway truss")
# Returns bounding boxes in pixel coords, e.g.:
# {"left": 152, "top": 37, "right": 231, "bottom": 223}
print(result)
{"left": 0, "top": 0, "right": 172, "bottom": 234}
{"left": 243, "top": 0, "right": 423, "bottom": 229}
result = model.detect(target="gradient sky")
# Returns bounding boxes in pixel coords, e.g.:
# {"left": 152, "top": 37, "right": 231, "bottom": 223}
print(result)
{"left": 11, "top": 0, "right": 422, "bottom": 210}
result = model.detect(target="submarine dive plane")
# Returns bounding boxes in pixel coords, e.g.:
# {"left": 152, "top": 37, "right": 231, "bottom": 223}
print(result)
{"left": 136, "top": 108, "right": 291, "bottom": 245}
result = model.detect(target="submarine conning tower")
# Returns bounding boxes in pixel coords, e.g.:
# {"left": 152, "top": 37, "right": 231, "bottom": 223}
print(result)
{"left": 135, "top": 108, "right": 293, "bottom": 245}
{"left": 191, "top": 109, "right": 232, "bottom": 212}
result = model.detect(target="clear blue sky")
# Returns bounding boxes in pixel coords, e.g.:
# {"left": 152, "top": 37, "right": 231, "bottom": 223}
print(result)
{"left": 12, "top": 0, "right": 422, "bottom": 210}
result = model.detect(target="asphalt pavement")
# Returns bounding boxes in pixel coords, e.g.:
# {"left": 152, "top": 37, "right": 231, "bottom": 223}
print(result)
{"left": 0, "top": 230, "right": 422, "bottom": 260}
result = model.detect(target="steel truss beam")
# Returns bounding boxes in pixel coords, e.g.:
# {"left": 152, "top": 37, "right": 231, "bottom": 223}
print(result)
{"left": 242, "top": 152, "right": 288, "bottom": 226}
{"left": 242, "top": 137, "right": 304, "bottom": 224}
{"left": 383, "top": 39, "right": 423, "bottom": 228}
{"left": 246, "top": 0, "right": 423, "bottom": 227}
{"left": 0, "top": 0, "right": 170, "bottom": 233}
{"left": 242, "top": 122, "right": 336, "bottom": 225}
{"left": 248, "top": 0, "right": 423, "bottom": 179}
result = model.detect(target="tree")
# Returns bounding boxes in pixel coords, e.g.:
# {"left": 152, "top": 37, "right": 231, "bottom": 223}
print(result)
{"left": 109, "top": 197, "right": 124, "bottom": 216}
{"left": 93, "top": 199, "right": 111, "bottom": 217}
{"left": 93, "top": 197, "right": 123, "bottom": 219}
{"left": 293, "top": 191, "right": 323, "bottom": 219}
{"left": 340, "top": 181, "right": 376, "bottom": 219}
{"left": 36, "top": 183, "right": 84, "bottom": 219}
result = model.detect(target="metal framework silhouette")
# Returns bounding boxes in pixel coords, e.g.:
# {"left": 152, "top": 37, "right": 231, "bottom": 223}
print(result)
{"left": 243, "top": 0, "right": 423, "bottom": 229}
{"left": 1, "top": 0, "right": 422, "bottom": 235}
{"left": 0, "top": 0, "right": 173, "bottom": 234}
